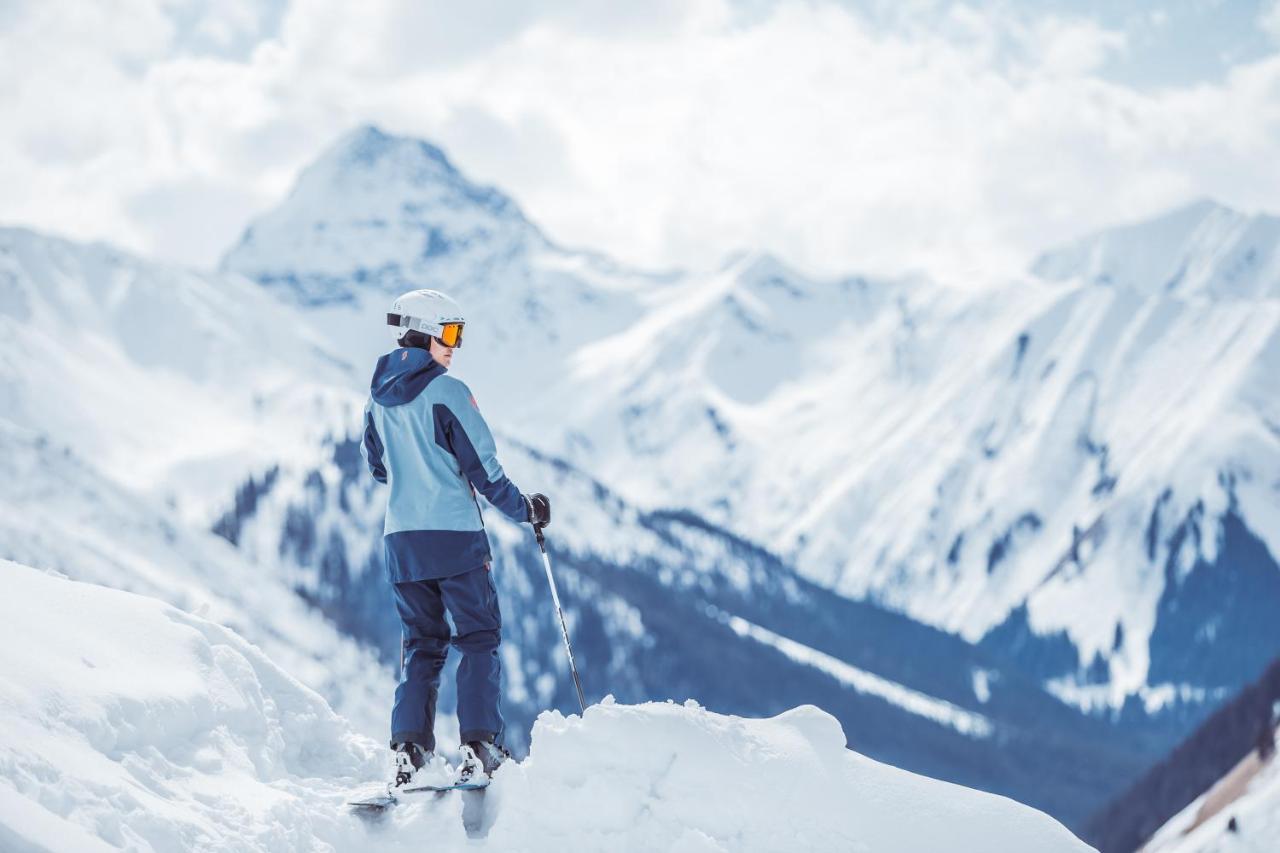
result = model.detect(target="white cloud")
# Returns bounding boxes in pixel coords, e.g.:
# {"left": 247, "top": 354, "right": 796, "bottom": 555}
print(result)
{"left": 1263, "top": 1, "right": 1280, "bottom": 44}
{"left": 1, "top": 0, "right": 1279, "bottom": 281}
{"left": 1037, "top": 16, "right": 1128, "bottom": 75}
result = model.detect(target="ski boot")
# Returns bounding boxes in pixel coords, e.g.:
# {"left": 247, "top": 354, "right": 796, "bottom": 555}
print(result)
{"left": 391, "top": 742, "right": 431, "bottom": 787}
{"left": 458, "top": 740, "right": 510, "bottom": 786}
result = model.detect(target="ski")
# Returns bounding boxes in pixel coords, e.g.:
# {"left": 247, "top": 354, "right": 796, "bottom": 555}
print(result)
{"left": 346, "top": 780, "right": 488, "bottom": 812}
{"left": 346, "top": 784, "right": 398, "bottom": 811}
{"left": 403, "top": 780, "right": 490, "bottom": 793}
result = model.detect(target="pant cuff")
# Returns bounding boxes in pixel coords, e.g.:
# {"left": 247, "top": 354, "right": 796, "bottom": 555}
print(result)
{"left": 460, "top": 729, "right": 498, "bottom": 745}
{"left": 391, "top": 730, "right": 436, "bottom": 752}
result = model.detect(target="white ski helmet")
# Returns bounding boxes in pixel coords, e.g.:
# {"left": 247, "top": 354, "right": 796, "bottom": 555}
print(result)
{"left": 386, "top": 289, "right": 466, "bottom": 347}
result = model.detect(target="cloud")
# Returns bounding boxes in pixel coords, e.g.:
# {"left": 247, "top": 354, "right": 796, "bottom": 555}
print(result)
{"left": 1263, "top": 1, "right": 1280, "bottom": 44}
{"left": 1, "top": 0, "right": 1279, "bottom": 281}
{"left": 125, "top": 178, "right": 267, "bottom": 266}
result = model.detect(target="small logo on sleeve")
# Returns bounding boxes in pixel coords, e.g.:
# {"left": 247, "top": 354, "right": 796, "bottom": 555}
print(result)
{"left": 470, "top": 394, "right": 479, "bottom": 410}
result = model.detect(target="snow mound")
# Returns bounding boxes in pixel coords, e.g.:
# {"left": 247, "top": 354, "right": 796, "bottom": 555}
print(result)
{"left": 0, "top": 559, "right": 382, "bottom": 851}
{"left": 486, "top": 699, "right": 1091, "bottom": 852}
{"left": 0, "top": 559, "right": 1091, "bottom": 852}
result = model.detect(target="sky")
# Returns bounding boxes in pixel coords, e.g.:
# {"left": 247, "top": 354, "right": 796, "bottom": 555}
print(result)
{"left": 2, "top": 0, "right": 1279, "bottom": 282}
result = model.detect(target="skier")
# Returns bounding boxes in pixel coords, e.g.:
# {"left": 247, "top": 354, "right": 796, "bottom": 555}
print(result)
{"left": 361, "top": 288, "right": 551, "bottom": 790}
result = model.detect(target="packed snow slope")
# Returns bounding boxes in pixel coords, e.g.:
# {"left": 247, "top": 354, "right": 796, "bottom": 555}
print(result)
{"left": 224, "top": 125, "right": 1280, "bottom": 722}
{"left": 0, "top": 560, "right": 1092, "bottom": 853}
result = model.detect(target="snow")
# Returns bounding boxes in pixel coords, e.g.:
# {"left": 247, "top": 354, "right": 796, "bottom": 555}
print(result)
{"left": 0, "top": 561, "right": 1091, "bottom": 851}
{"left": 1141, "top": 726, "right": 1280, "bottom": 853}
{"left": 715, "top": 608, "right": 995, "bottom": 739}
{"left": 0, "top": 226, "right": 360, "bottom": 524}
{"left": 221, "top": 125, "right": 545, "bottom": 306}
{"left": 0, "top": 419, "right": 394, "bottom": 741}
{"left": 488, "top": 698, "right": 1084, "bottom": 852}
{"left": 1033, "top": 199, "right": 1280, "bottom": 301}
{"left": 972, "top": 668, "right": 994, "bottom": 704}
{"left": 0, "top": 560, "right": 382, "bottom": 852}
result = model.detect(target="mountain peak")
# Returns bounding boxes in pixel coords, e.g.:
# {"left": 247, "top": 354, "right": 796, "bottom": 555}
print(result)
{"left": 320, "top": 124, "right": 495, "bottom": 208}
{"left": 336, "top": 124, "right": 450, "bottom": 172}
{"left": 1031, "top": 199, "right": 1280, "bottom": 300}
{"left": 221, "top": 125, "right": 542, "bottom": 306}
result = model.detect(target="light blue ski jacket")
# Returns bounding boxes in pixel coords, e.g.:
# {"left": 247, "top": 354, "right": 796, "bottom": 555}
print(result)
{"left": 362, "top": 347, "right": 529, "bottom": 582}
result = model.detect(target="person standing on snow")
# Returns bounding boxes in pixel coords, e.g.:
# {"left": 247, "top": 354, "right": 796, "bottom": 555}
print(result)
{"left": 361, "top": 288, "right": 551, "bottom": 789}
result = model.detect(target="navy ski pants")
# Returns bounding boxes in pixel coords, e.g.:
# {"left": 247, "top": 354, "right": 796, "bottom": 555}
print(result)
{"left": 390, "top": 564, "right": 504, "bottom": 751}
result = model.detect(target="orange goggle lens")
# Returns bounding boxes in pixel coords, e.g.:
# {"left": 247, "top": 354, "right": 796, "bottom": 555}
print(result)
{"left": 438, "top": 322, "right": 464, "bottom": 348}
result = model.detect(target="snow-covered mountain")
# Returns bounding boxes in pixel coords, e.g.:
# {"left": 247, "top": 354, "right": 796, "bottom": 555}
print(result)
{"left": 223, "top": 127, "right": 547, "bottom": 307}
{"left": 0, "top": 227, "right": 401, "bottom": 737}
{"left": 222, "top": 125, "right": 1280, "bottom": 731}
{"left": 0, "top": 211, "right": 1144, "bottom": 827}
{"left": 0, "top": 226, "right": 360, "bottom": 522}
{"left": 1032, "top": 198, "right": 1280, "bottom": 300}
{"left": 0, "top": 560, "right": 1093, "bottom": 852}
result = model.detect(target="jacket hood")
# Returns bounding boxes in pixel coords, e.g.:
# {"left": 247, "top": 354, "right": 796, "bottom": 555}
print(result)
{"left": 371, "top": 347, "right": 446, "bottom": 406}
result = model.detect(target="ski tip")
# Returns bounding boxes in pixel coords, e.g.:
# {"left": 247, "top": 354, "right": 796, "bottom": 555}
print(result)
{"left": 347, "top": 798, "right": 395, "bottom": 810}
{"left": 346, "top": 783, "right": 397, "bottom": 810}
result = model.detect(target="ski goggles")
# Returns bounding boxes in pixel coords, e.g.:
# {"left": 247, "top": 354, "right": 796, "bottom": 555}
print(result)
{"left": 387, "top": 314, "right": 466, "bottom": 348}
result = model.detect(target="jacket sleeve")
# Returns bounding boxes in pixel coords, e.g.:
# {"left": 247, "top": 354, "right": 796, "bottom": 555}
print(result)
{"left": 433, "top": 380, "right": 529, "bottom": 523}
{"left": 362, "top": 400, "right": 388, "bottom": 484}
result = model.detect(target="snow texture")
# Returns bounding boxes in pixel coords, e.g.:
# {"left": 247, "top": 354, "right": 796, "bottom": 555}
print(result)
{"left": 0, "top": 560, "right": 1091, "bottom": 852}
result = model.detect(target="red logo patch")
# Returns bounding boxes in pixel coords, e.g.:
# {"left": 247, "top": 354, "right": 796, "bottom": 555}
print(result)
{"left": 470, "top": 394, "right": 479, "bottom": 410}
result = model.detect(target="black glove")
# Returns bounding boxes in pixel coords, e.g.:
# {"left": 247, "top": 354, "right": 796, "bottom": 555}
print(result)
{"left": 526, "top": 493, "right": 551, "bottom": 527}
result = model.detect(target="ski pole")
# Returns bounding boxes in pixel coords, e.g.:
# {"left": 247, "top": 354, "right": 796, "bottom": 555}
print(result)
{"left": 534, "top": 523, "right": 587, "bottom": 714}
